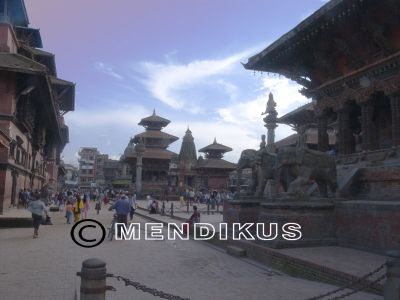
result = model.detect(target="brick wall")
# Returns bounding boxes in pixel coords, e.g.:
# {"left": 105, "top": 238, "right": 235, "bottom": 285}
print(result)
{"left": 223, "top": 200, "right": 260, "bottom": 225}
{"left": 356, "top": 167, "right": 400, "bottom": 200}
{"left": 335, "top": 200, "right": 400, "bottom": 253}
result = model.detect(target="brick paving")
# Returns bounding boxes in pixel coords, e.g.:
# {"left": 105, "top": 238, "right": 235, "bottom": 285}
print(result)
{"left": 0, "top": 207, "right": 381, "bottom": 300}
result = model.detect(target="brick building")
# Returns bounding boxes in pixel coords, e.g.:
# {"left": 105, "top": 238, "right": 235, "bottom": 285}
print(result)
{"left": 0, "top": 0, "right": 74, "bottom": 214}
{"left": 78, "top": 147, "right": 98, "bottom": 189}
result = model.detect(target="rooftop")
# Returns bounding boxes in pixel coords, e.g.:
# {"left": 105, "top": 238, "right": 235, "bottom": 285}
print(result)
{"left": 198, "top": 138, "right": 233, "bottom": 153}
{"left": 138, "top": 109, "right": 171, "bottom": 130}
{"left": 195, "top": 158, "right": 236, "bottom": 170}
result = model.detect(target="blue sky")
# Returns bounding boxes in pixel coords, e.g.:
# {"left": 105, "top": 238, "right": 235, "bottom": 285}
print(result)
{"left": 25, "top": 0, "right": 328, "bottom": 165}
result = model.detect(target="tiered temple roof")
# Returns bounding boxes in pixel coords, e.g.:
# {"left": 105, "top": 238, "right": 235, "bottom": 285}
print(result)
{"left": 197, "top": 138, "right": 235, "bottom": 170}
{"left": 138, "top": 109, "right": 171, "bottom": 130}
{"left": 124, "top": 110, "right": 178, "bottom": 160}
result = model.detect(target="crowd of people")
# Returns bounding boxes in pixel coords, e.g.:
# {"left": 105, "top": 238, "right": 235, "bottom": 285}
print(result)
{"left": 19, "top": 187, "right": 138, "bottom": 239}
{"left": 179, "top": 189, "right": 234, "bottom": 206}
{"left": 17, "top": 185, "right": 227, "bottom": 240}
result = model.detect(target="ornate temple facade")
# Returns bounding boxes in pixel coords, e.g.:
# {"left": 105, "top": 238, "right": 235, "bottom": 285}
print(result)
{"left": 274, "top": 103, "right": 336, "bottom": 150}
{"left": 0, "top": 0, "right": 74, "bottom": 213}
{"left": 240, "top": 0, "right": 400, "bottom": 253}
{"left": 123, "top": 111, "right": 236, "bottom": 197}
{"left": 123, "top": 111, "right": 178, "bottom": 197}
{"left": 244, "top": 0, "right": 400, "bottom": 200}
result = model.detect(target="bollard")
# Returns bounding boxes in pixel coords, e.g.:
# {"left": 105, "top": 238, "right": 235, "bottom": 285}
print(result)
{"left": 384, "top": 251, "right": 400, "bottom": 300}
{"left": 207, "top": 203, "right": 210, "bottom": 215}
{"left": 77, "top": 258, "right": 110, "bottom": 300}
{"left": 161, "top": 201, "right": 165, "bottom": 216}
{"left": 186, "top": 199, "right": 189, "bottom": 214}
{"left": 170, "top": 203, "right": 174, "bottom": 217}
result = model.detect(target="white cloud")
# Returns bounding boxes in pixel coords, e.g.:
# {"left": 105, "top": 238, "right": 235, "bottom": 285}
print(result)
{"left": 64, "top": 47, "right": 310, "bottom": 167}
{"left": 217, "top": 76, "right": 310, "bottom": 123}
{"left": 216, "top": 79, "right": 239, "bottom": 101}
{"left": 216, "top": 75, "right": 310, "bottom": 146}
{"left": 65, "top": 104, "right": 148, "bottom": 128}
{"left": 94, "top": 62, "right": 124, "bottom": 80}
{"left": 137, "top": 48, "right": 256, "bottom": 110}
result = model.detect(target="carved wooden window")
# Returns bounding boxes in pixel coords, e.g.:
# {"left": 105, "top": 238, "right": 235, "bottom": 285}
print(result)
{"left": 16, "top": 148, "right": 21, "bottom": 164}
{"left": 9, "top": 141, "right": 16, "bottom": 159}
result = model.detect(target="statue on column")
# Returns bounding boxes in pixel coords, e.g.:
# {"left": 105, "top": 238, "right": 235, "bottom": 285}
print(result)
{"left": 262, "top": 92, "right": 278, "bottom": 152}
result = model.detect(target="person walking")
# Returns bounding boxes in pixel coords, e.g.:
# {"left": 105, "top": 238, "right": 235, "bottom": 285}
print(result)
{"left": 95, "top": 198, "right": 101, "bottom": 215}
{"left": 83, "top": 195, "right": 90, "bottom": 219}
{"left": 65, "top": 201, "right": 74, "bottom": 224}
{"left": 74, "top": 194, "right": 83, "bottom": 223}
{"left": 27, "top": 195, "right": 47, "bottom": 238}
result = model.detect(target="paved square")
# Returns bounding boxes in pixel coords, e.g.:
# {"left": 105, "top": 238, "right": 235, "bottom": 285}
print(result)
{"left": 0, "top": 208, "right": 382, "bottom": 300}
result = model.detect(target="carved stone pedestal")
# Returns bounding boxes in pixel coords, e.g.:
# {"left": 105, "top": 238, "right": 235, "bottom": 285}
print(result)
{"left": 258, "top": 199, "right": 337, "bottom": 249}
{"left": 223, "top": 197, "right": 261, "bottom": 225}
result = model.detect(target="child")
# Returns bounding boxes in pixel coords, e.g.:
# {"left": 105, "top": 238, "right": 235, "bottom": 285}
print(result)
{"left": 65, "top": 201, "right": 74, "bottom": 224}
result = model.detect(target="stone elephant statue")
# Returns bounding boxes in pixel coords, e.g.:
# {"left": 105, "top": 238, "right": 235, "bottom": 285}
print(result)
{"left": 275, "top": 147, "right": 337, "bottom": 198}
{"left": 237, "top": 149, "right": 276, "bottom": 197}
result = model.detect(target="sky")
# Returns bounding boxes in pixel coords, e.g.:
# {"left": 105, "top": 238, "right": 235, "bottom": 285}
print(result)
{"left": 24, "top": 0, "right": 328, "bottom": 166}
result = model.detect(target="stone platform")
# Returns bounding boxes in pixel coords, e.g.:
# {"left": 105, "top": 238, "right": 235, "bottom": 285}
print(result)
{"left": 224, "top": 198, "right": 400, "bottom": 254}
{"left": 0, "top": 208, "right": 32, "bottom": 228}
{"left": 135, "top": 207, "right": 386, "bottom": 296}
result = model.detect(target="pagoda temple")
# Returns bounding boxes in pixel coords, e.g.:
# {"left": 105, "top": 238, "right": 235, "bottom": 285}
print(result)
{"left": 242, "top": 0, "right": 400, "bottom": 253}
{"left": 195, "top": 138, "right": 236, "bottom": 190}
{"left": 123, "top": 110, "right": 178, "bottom": 198}
{"left": 0, "top": 0, "right": 75, "bottom": 213}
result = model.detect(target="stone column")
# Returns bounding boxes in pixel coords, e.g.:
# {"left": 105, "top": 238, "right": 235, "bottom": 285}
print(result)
{"left": 135, "top": 156, "right": 143, "bottom": 198}
{"left": 317, "top": 114, "right": 329, "bottom": 152}
{"left": 263, "top": 93, "right": 278, "bottom": 152}
{"left": 361, "top": 102, "right": 375, "bottom": 151}
{"left": 121, "top": 163, "right": 127, "bottom": 177}
{"left": 391, "top": 94, "right": 400, "bottom": 146}
{"left": 337, "top": 108, "right": 353, "bottom": 155}
{"left": 134, "top": 142, "right": 145, "bottom": 199}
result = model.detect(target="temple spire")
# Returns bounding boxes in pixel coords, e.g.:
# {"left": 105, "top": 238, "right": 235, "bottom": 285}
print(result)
{"left": 179, "top": 128, "right": 197, "bottom": 161}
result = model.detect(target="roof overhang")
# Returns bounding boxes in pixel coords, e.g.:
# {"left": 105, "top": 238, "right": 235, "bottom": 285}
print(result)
{"left": 0, "top": 53, "right": 46, "bottom": 74}
{"left": 243, "top": 0, "right": 400, "bottom": 91}
{"left": 15, "top": 26, "right": 43, "bottom": 48}
{"left": 50, "top": 76, "right": 75, "bottom": 112}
